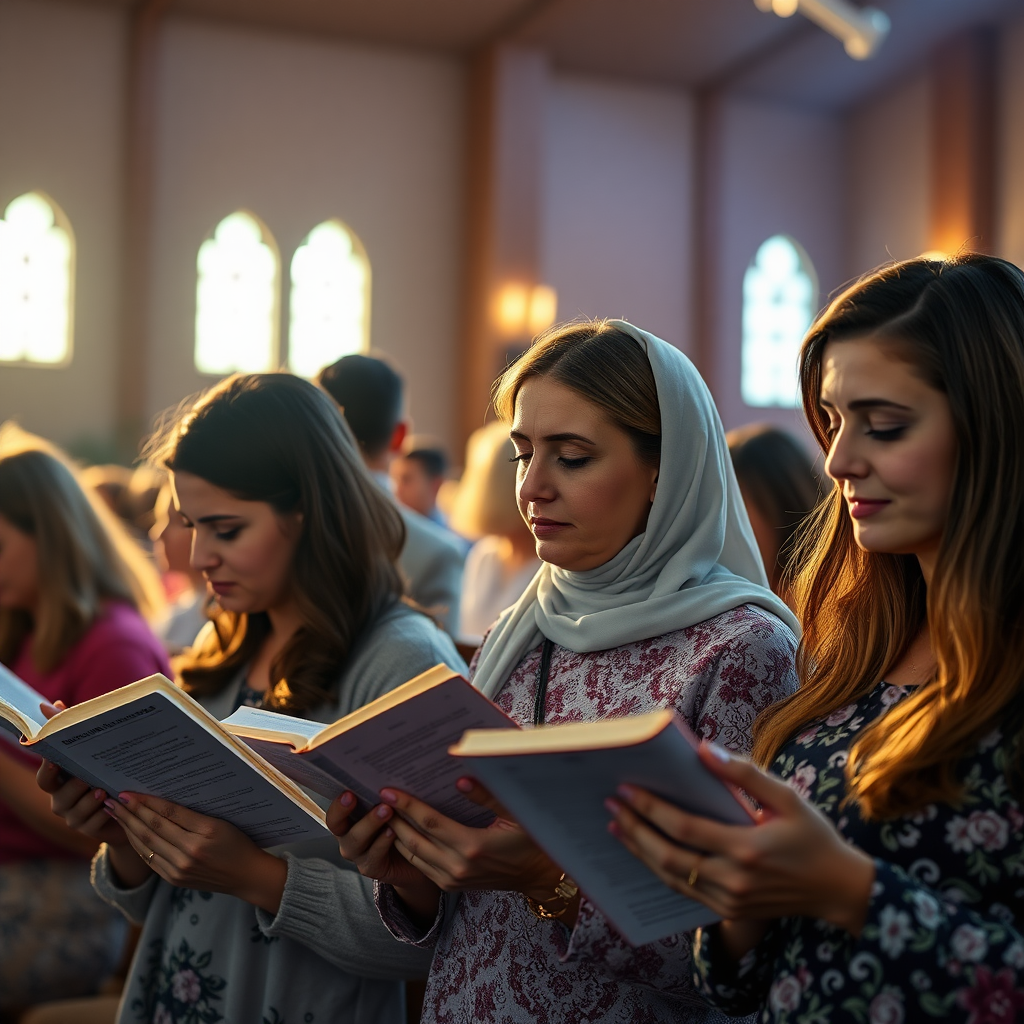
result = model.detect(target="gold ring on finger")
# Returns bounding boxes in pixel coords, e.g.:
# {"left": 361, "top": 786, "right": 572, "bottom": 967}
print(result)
{"left": 147, "top": 850, "right": 156, "bottom": 864}
{"left": 687, "top": 857, "right": 703, "bottom": 889}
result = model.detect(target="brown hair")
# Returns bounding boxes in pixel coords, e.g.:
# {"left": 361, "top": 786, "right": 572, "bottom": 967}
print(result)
{"left": 492, "top": 320, "right": 661, "bottom": 468}
{"left": 726, "top": 425, "right": 822, "bottom": 593}
{"left": 147, "top": 373, "right": 406, "bottom": 714}
{"left": 751, "top": 254, "right": 1024, "bottom": 818}
{"left": 0, "top": 425, "right": 164, "bottom": 673}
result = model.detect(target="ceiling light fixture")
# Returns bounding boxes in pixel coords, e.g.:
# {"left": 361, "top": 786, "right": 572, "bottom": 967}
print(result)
{"left": 754, "top": 0, "right": 891, "bottom": 60}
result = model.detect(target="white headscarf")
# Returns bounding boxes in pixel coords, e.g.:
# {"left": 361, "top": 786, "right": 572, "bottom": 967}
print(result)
{"left": 471, "top": 320, "right": 800, "bottom": 700}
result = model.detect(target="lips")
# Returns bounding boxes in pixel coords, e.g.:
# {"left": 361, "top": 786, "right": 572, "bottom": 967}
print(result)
{"left": 530, "top": 516, "right": 571, "bottom": 538}
{"left": 847, "top": 497, "right": 891, "bottom": 520}
{"left": 209, "top": 581, "right": 236, "bottom": 595}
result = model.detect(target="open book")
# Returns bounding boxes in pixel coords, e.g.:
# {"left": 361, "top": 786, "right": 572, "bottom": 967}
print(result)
{"left": 450, "top": 709, "right": 755, "bottom": 946}
{"left": 0, "top": 664, "right": 328, "bottom": 847}
{"left": 223, "top": 664, "right": 518, "bottom": 827}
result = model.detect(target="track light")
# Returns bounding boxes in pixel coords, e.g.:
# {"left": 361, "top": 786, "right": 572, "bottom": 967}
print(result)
{"left": 754, "top": 0, "right": 891, "bottom": 59}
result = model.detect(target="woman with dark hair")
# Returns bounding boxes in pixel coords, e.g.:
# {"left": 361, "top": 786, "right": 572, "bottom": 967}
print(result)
{"left": 40, "top": 373, "right": 462, "bottom": 1024}
{"left": 0, "top": 426, "right": 168, "bottom": 1016}
{"left": 609, "top": 254, "right": 1024, "bottom": 1022}
{"left": 331, "top": 320, "right": 800, "bottom": 1022}
{"left": 726, "top": 424, "right": 821, "bottom": 604}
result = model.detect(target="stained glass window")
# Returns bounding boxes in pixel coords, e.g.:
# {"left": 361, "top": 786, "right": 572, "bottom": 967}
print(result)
{"left": 287, "top": 219, "right": 370, "bottom": 378}
{"left": 0, "top": 192, "right": 74, "bottom": 365}
{"left": 742, "top": 235, "right": 817, "bottom": 408}
{"left": 195, "top": 211, "right": 279, "bottom": 375}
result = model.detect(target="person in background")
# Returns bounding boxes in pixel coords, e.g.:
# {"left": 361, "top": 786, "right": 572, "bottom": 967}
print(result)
{"left": 330, "top": 320, "right": 799, "bottom": 1023}
{"left": 39, "top": 373, "right": 461, "bottom": 1024}
{"left": 447, "top": 420, "right": 540, "bottom": 648}
{"left": 726, "top": 424, "right": 820, "bottom": 606}
{"left": 0, "top": 425, "right": 169, "bottom": 1018}
{"left": 391, "top": 436, "right": 449, "bottom": 526}
{"left": 150, "top": 481, "right": 208, "bottom": 655}
{"left": 318, "top": 354, "right": 465, "bottom": 636}
{"left": 608, "top": 254, "right": 1024, "bottom": 1023}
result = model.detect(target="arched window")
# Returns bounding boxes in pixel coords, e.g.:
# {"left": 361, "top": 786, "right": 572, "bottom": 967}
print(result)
{"left": 741, "top": 235, "right": 817, "bottom": 407}
{"left": 0, "top": 192, "right": 74, "bottom": 365}
{"left": 195, "top": 211, "right": 280, "bottom": 375}
{"left": 287, "top": 219, "right": 370, "bottom": 378}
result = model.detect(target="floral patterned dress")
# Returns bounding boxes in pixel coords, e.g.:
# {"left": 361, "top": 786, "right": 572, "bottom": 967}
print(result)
{"left": 692, "top": 681, "right": 1024, "bottom": 1024}
{"left": 378, "top": 604, "right": 799, "bottom": 1024}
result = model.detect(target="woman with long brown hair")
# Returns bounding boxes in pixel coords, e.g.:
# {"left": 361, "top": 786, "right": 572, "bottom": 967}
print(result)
{"left": 40, "top": 373, "right": 461, "bottom": 1024}
{"left": 609, "top": 254, "right": 1024, "bottom": 1022}
{"left": 0, "top": 426, "right": 169, "bottom": 1017}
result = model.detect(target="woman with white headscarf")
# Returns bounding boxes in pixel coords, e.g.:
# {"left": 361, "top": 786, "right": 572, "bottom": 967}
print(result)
{"left": 330, "top": 319, "right": 800, "bottom": 1022}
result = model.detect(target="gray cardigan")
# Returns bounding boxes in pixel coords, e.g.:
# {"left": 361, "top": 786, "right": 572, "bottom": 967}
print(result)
{"left": 93, "top": 602, "right": 465, "bottom": 1024}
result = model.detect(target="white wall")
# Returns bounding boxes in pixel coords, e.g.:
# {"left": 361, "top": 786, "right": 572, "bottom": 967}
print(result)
{"left": 847, "top": 72, "right": 931, "bottom": 275}
{"left": 542, "top": 74, "right": 695, "bottom": 354}
{"left": 0, "top": 0, "right": 125, "bottom": 454}
{"left": 706, "top": 95, "right": 847, "bottom": 437}
{"left": 148, "top": 19, "right": 466, "bottom": 445}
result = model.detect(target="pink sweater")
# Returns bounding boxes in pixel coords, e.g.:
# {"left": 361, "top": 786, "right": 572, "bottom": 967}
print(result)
{"left": 0, "top": 601, "right": 170, "bottom": 864}
{"left": 377, "top": 604, "right": 798, "bottom": 1024}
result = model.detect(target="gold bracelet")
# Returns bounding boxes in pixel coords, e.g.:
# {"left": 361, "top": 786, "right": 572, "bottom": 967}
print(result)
{"left": 525, "top": 873, "right": 579, "bottom": 920}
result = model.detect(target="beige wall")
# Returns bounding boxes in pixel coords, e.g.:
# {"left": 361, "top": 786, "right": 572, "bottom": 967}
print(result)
{"left": 541, "top": 74, "right": 695, "bottom": 354}
{"left": 147, "top": 18, "right": 467, "bottom": 446}
{"left": 847, "top": 71, "right": 931, "bottom": 276}
{"left": 0, "top": 0, "right": 125, "bottom": 455}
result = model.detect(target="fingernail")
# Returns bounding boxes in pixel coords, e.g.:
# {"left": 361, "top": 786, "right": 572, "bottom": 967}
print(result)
{"left": 707, "top": 743, "right": 731, "bottom": 762}
{"left": 103, "top": 799, "right": 118, "bottom": 811}
{"left": 379, "top": 789, "right": 397, "bottom": 805}
{"left": 375, "top": 804, "right": 392, "bottom": 820}
{"left": 455, "top": 778, "right": 473, "bottom": 793}
{"left": 117, "top": 794, "right": 130, "bottom": 805}
{"left": 384, "top": 827, "right": 394, "bottom": 838}
{"left": 604, "top": 797, "right": 621, "bottom": 815}
{"left": 608, "top": 821, "right": 623, "bottom": 838}
{"left": 93, "top": 789, "right": 105, "bottom": 800}
{"left": 339, "top": 792, "right": 354, "bottom": 808}
{"left": 616, "top": 784, "right": 637, "bottom": 801}
{"left": 102, "top": 807, "right": 115, "bottom": 818}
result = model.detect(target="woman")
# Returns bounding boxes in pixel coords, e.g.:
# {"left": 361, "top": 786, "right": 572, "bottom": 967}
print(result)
{"left": 40, "top": 374, "right": 464, "bottom": 1024}
{"left": 0, "top": 426, "right": 169, "bottom": 1016}
{"left": 448, "top": 420, "right": 541, "bottom": 647}
{"left": 609, "top": 254, "right": 1024, "bottom": 1022}
{"left": 726, "top": 424, "right": 820, "bottom": 605}
{"left": 331, "top": 319, "right": 800, "bottom": 1022}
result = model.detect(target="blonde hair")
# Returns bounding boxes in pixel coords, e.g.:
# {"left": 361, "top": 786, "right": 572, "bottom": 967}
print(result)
{"left": 448, "top": 421, "right": 525, "bottom": 540}
{"left": 0, "top": 425, "right": 165, "bottom": 673}
{"left": 752, "top": 254, "right": 1024, "bottom": 819}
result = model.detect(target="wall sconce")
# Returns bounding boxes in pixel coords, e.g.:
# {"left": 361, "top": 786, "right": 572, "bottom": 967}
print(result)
{"left": 754, "top": 0, "right": 890, "bottom": 60}
{"left": 494, "top": 282, "right": 558, "bottom": 338}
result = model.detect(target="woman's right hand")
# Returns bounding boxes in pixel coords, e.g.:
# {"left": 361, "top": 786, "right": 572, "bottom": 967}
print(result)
{"left": 327, "top": 791, "right": 442, "bottom": 925}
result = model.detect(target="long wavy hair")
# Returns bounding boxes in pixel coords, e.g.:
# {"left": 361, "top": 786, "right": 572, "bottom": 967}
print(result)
{"left": 751, "top": 254, "right": 1024, "bottom": 819}
{"left": 0, "top": 425, "right": 164, "bottom": 673}
{"left": 147, "top": 373, "right": 406, "bottom": 714}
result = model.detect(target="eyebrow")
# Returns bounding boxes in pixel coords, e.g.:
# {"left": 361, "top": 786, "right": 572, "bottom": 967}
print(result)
{"left": 509, "top": 430, "right": 597, "bottom": 445}
{"left": 819, "top": 398, "right": 914, "bottom": 412}
{"left": 193, "top": 513, "right": 244, "bottom": 524}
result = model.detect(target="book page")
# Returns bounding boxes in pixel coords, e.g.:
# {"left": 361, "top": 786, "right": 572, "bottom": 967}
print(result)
{"left": 36, "top": 691, "right": 327, "bottom": 848}
{"left": 0, "top": 663, "right": 49, "bottom": 738}
{"left": 303, "top": 677, "right": 517, "bottom": 826}
{"left": 461, "top": 721, "right": 751, "bottom": 946}
{"left": 222, "top": 705, "right": 324, "bottom": 747}
{"left": 242, "top": 735, "right": 350, "bottom": 800}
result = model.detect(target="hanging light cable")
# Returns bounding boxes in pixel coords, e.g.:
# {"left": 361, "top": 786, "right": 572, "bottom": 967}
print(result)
{"left": 754, "top": 0, "right": 891, "bottom": 59}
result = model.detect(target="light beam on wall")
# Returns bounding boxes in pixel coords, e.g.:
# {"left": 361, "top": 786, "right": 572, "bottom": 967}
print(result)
{"left": 754, "top": 0, "right": 890, "bottom": 60}
{"left": 493, "top": 282, "right": 558, "bottom": 339}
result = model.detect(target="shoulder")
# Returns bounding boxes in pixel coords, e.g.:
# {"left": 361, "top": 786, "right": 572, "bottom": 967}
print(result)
{"left": 337, "top": 602, "right": 467, "bottom": 713}
{"left": 680, "top": 604, "right": 799, "bottom": 666}
{"left": 400, "top": 506, "right": 465, "bottom": 566}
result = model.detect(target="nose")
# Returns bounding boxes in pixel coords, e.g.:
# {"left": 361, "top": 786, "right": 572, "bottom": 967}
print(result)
{"left": 517, "top": 454, "right": 557, "bottom": 510}
{"left": 189, "top": 529, "right": 219, "bottom": 574}
{"left": 824, "top": 422, "right": 869, "bottom": 485}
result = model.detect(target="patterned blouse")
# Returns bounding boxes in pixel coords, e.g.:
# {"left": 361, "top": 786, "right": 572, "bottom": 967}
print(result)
{"left": 377, "top": 604, "right": 799, "bottom": 1024}
{"left": 692, "top": 681, "right": 1024, "bottom": 1024}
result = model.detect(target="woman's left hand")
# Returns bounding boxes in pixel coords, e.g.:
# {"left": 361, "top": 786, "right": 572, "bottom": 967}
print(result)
{"left": 607, "top": 743, "right": 875, "bottom": 937}
{"left": 103, "top": 793, "right": 287, "bottom": 914}
{"left": 380, "top": 778, "right": 565, "bottom": 901}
